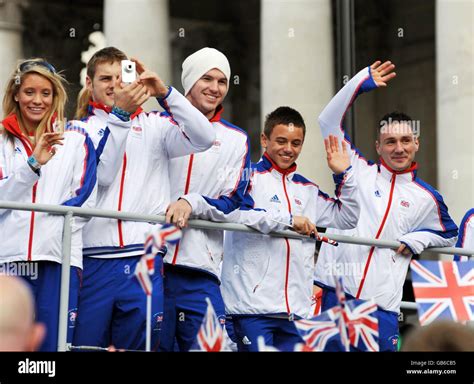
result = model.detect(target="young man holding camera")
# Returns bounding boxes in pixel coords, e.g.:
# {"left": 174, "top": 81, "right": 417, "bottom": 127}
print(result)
{"left": 72, "top": 47, "right": 215, "bottom": 351}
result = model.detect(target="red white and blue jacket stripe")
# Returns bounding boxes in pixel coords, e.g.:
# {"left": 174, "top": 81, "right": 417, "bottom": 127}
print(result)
{"left": 313, "top": 66, "right": 458, "bottom": 313}
{"left": 165, "top": 106, "right": 252, "bottom": 278}
{"left": 208, "top": 153, "right": 359, "bottom": 319}
{"left": 454, "top": 208, "right": 474, "bottom": 262}
{"left": 0, "top": 114, "right": 97, "bottom": 269}
{"left": 74, "top": 86, "right": 215, "bottom": 258}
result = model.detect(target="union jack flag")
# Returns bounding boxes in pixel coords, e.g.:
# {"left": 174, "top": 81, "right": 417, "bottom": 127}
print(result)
{"left": 192, "top": 298, "right": 230, "bottom": 352}
{"left": 335, "top": 277, "right": 378, "bottom": 351}
{"left": 335, "top": 277, "right": 350, "bottom": 351}
{"left": 296, "top": 278, "right": 379, "bottom": 352}
{"left": 294, "top": 308, "right": 340, "bottom": 351}
{"left": 410, "top": 260, "right": 474, "bottom": 325}
{"left": 145, "top": 223, "right": 182, "bottom": 256}
{"left": 134, "top": 224, "right": 182, "bottom": 295}
{"left": 342, "top": 298, "right": 379, "bottom": 352}
{"left": 134, "top": 255, "right": 153, "bottom": 296}
{"left": 158, "top": 223, "right": 182, "bottom": 245}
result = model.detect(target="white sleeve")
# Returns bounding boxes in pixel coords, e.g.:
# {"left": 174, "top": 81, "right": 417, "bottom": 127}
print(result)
{"left": 0, "top": 139, "right": 39, "bottom": 215}
{"left": 398, "top": 189, "right": 458, "bottom": 255}
{"left": 455, "top": 210, "right": 474, "bottom": 261}
{"left": 156, "top": 87, "right": 215, "bottom": 158}
{"left": 177, "top": 134, "right": 251, "bottom": 217}
{"left": 314, "top": 166, "right": 360, "bottom": 230}
{"left": 318, "top": 66, "right": 378, "bottom": 171}
{"left": 182, "top": 192, "right": 293, "bottom": 235}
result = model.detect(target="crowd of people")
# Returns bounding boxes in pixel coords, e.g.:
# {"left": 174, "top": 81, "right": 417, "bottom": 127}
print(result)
{"left": 0, "top": 46, "right": 470, "bottom": 352}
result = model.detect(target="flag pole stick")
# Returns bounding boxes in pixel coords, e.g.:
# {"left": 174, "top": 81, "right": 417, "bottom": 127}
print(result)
{"left": 146, "top": 293, "right": 151, "bottom": 352}
{"left": 69, "top": 345, "right": 146, "bottom": 352}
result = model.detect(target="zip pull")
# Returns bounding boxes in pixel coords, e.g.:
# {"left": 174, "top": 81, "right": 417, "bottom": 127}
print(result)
{"left": 253, "top": 284, "right": 259, "bottom": 293}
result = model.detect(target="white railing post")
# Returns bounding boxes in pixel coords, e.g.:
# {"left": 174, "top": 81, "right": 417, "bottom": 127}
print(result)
{"left": 57, "top": 211, "right": 73, "bottom": 352}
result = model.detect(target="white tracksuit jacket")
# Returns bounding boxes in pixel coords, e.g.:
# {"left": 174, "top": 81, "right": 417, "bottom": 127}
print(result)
{"left": 165, "top": 107, "right": 251, "bottom": 279}
{"left": 76, "top": 87, "right": 215, "bottom": 258}
{"left": 455, "top": 208, "right": 474, "bottom": 262}
{"left": 186, "top": 152, "right": 359, "bottom": 319}
{"left": 313, "top": 67, "right": 458, "bottom": 313}
{"left": 0, "top": 114, "right": 97, "bottom": 269}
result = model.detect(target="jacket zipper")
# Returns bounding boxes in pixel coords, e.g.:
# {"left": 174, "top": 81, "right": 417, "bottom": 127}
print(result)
{"left": 356, "top": 174, "right": 397, "bottom": 298}
{"left": 117, "top": 153, "right": 127, "bottom": 248}
{"left": 27, "top": 184, "right": 38, "bottom": 261}
{"left": 171, "top": 154, "right": 194, "bottom": 265}
{"left": 282, "top": 173, "right": 292, "bottom": 314}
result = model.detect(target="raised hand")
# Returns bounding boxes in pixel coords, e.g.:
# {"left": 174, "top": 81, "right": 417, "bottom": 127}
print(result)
{"left": 324, "top": 135, "right": 350, "bottom": 175}
{"left": 113, "top": 80, "right": 150, "bottom": 114}
{"left": 32, "top": 132, "right": 64, "bottom": 165}
{"left": 370, "top": 60, "right": 396, "bottom": 87}
{"left": 131, "top": 57, "right": 169, "bottom": 99}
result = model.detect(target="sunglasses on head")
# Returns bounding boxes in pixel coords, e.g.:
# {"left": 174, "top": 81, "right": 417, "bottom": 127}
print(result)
{"left": 19, "top": 60, "right": 57, "bottom": 74}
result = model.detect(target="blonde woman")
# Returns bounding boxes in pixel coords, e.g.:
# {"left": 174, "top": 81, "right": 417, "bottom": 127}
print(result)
{"left": 0, "top": 59, "right": 97, "bottom": 351}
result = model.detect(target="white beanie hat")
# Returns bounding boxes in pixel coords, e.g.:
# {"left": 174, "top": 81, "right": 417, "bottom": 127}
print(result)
{"left": 181, "top": 47, "right": 231, "bottom": 96}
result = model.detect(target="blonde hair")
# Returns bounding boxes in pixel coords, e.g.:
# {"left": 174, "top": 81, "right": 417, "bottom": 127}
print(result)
{"left": 1, "top": 58, "right": 68, "bottom": 145}
{"left": 75, "top": 87, "right": 93, "bottom": 120}
{"left": 74, "top": 47, "right": 127, "bottom": 119}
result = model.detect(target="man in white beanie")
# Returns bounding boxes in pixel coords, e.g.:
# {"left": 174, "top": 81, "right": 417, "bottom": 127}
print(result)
{"left": 160, "top": 47, "right": 250, "bottom": 351}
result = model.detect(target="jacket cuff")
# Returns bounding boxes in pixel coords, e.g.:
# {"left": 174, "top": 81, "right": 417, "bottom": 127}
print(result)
{"left": 398, "top": 234, "right": 423, "bottom": 255}
{"left": 333, "top": 165, "right": 353, "bottom": 184}
{"left": 180, "top": 193, "right": 201, "bottom": 213}
{"left": 22, "top": 159, "right": 41, "bottom": 181}
{"left": 111, "top": 105, "right": 131, "bottom": 121}
{"left": 108, "top": 111, "right": 133, "bottom": 128}
{"left": 271, "top": 211, "right": 293, "bottom": 231}
{"left": 400, "top": 241, "right": 417, "bottom": 256}
{"left": 157, "top": 86, "right": 173, "bottom": 109}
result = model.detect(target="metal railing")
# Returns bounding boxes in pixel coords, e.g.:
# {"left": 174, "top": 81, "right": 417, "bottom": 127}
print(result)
{"left": 0, "top": 200, "right": 472, "bottom": 351}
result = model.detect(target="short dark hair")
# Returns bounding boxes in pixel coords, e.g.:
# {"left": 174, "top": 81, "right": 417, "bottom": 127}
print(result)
{"left": 86, "top": 47, "right": 127, "bottom": 80}
{"left": 263, "top": 106, "right": 306, "bottom": 138}
{"left": 379, "top": 111, "right": 413, "bottom": 130}
{"left": 75, "top": 47, "right": 128, "bottom": 119}
{"left": 379, "top": 111, "right": 413, "bottom": 126}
